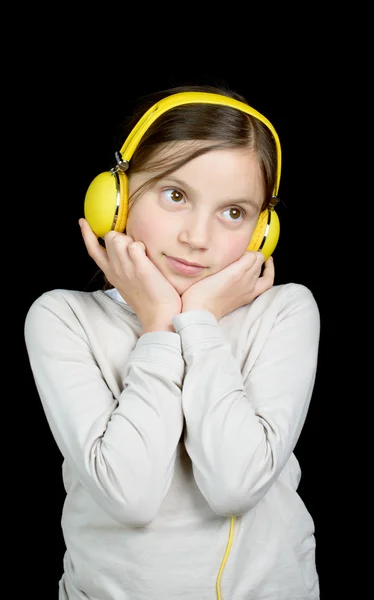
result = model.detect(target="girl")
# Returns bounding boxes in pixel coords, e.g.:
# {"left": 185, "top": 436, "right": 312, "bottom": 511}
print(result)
{"left": 24, "top": 85, "right": 320, "bottom": 599}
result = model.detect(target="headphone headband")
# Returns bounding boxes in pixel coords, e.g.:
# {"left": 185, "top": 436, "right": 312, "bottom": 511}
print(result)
{"left": 119, "top": 91, "right": 282, "bottom": 198}
{"left": 84, "top": 90, "right": 281, "bottom": 256}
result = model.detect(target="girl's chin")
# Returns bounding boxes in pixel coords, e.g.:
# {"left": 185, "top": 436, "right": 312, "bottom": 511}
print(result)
{"left": 168, "top": 275, "right": 202, "bottom": 296}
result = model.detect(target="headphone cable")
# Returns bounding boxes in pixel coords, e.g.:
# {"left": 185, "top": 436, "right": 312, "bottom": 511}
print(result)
{"left": 216, "top": 516, "right": 236, "bottom": 599}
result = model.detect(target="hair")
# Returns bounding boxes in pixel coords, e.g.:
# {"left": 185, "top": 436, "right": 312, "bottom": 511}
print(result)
{"left": 121, "top": 84, "right": 278, "bottom": 214}
{"left": 96, "top": 83, "right": 279, "bottom": 291}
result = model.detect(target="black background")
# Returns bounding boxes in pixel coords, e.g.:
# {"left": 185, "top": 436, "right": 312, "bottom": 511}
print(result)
{"left": 16, "top": 32, "right": 360, "bottom": 599}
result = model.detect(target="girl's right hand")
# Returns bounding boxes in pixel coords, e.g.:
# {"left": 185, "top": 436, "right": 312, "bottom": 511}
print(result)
{"left": 79, "top": 219, "right": 182, "bottom": 333}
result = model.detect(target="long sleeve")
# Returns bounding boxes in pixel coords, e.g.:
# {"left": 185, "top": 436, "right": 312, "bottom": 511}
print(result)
{"left": 172, "top": 284, "right": 320, "bottom": 517}
{"left": 24, "top": 291, "right": 184, "bottom": 526}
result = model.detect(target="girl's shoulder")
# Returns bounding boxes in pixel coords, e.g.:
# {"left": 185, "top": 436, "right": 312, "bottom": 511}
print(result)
{"left": 264, "top": 282, "right": 318, "bottom": 306}
{"left": 25, "top": 288, "right": 134, "bottom": 328}
{"left": 245, "top": 281, "right": 319, "bottom": 313}
{"left": 222, "top": 282, "right": 320, "bottom": 330}
{"left": 256, "top": 282, "right": 319, "bottom": 320}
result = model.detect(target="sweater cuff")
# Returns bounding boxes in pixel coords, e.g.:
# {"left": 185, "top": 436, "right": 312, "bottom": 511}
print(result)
{"left": 172, "top": 310, "right": 224, "bottom": 350}
{"left": 133, "top": 331, "right": 184, "bottom": 378}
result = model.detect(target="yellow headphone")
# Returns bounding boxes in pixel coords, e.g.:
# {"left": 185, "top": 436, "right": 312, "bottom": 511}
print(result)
{"left": 84, "top": 92, "right": 281, "bottom": 260}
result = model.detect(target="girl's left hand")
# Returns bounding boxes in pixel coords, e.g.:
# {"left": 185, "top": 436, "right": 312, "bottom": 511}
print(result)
{"left": 181, "top": 252, "right": 274, "bottom": 320}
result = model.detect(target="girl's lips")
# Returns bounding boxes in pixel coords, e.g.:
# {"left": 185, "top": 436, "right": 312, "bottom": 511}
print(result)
{"left": 166, "top": 256, "right": 206, "bottom": 276}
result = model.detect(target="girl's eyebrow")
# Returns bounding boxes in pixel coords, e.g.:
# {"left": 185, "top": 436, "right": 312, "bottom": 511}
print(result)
{"left": 160, "top": 176, "right": 261, "bottom": 211}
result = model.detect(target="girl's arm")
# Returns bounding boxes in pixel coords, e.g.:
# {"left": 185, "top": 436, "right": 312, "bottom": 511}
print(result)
{"left": 173, "top": 284, "right": 320, "bottom": 516}
{"left": 25, "top": 291, "right": 184, "bottom": 526}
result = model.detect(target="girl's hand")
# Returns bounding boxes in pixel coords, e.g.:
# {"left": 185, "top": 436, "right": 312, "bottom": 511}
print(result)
{"left": 79, "top": 219, "right": 182, "bottom": 332}
{"left": 181, "top": 252, "right": 274, "bottom": 320}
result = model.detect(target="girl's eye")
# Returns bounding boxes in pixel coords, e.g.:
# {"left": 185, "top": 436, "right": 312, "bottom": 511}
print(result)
{"left": 162, "top": 189, "right": 185, "bottom": 204}
{"left": 222, "top": 207, "right": 245, "bottom": 222}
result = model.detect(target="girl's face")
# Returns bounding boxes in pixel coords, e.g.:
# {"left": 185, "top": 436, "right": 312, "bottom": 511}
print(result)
{"left": 126, "top": 145, "right": 265, "bottom": 295}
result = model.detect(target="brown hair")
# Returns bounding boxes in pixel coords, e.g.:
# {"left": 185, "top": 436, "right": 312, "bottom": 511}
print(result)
{"left": 122, "top": 84, "right": 278, "bottom": 214}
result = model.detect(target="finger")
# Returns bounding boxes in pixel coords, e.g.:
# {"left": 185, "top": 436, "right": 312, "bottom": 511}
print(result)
{"left": 255, "top": 256, "right": 275, "bottom": 294}
{"left": 79, "top": 218, "right": 110, "bottom": 271}
{"left": 247, "top": 251, "right": 264, "bottom": 266}
{"left": 238, "top": 251, "right": 264, "bottom": 277}
{"left": 232, "top": 251, "right": 259, "bottom": 273}
{"left": 128, "top": 241, "right": 146, "bottom": 256}
{"left": 104, "top": 230, "right": 133, "bottom": 248}
{"left": 242, "top": 253, "right": 265, "bottom": 284}
{"left": 262, "top": 256, "right": 275, "bottom": 279}
{"left": 127, "top": 242, "right": 150, "bottom": 274}
{"left": 79, "top": 218, "right": 102, "bottom": 251}
{"left": 104, "top": 231, "right": 134, "bottom": 263}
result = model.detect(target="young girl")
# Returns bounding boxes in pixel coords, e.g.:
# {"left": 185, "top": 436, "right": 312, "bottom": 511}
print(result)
{"left": 24, "top": 85, "right": 320, "bottom": 599}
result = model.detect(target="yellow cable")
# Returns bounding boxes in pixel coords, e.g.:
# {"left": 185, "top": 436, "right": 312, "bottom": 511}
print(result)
{"left": 216, "top": 516, "right": 236, "bottom": 600}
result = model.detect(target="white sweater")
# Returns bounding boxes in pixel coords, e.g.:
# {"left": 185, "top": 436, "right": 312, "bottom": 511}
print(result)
{"left": 24, "top": 282, "right": 320, "bottom": 599}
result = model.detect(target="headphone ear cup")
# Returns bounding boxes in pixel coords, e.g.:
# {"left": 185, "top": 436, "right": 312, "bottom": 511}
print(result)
{"left": 247, "top": 209, "right": 280, "bottom": 261}
{"left": 84, "top": 171, "right": 129, "bottom": 238}
{"left": 114, "top": 172, "right": 129, "bottom": 233}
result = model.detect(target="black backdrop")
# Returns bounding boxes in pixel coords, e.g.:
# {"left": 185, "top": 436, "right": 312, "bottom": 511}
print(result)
{"left": 18, "top": 48, "right": 355, "bottom": 599}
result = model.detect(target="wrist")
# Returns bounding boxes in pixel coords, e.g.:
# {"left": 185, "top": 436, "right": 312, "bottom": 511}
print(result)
{"left": 142, "top": 320, "right": 175, "bottom": 334}
{"left": 182, "top": 302, "right": 216, "bottom": 316}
